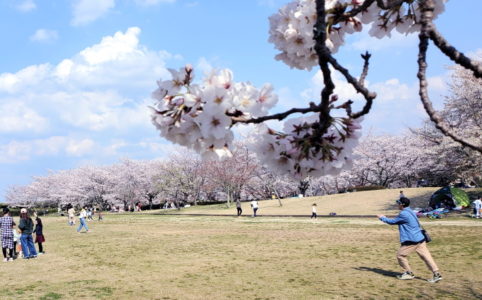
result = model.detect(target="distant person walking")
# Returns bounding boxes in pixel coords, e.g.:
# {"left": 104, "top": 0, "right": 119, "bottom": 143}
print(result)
{"left": 34, "top": 217, "right": 46, "bottom": 254}
{"left": 399, "top": 191, "right": 405, "bottom": 199}
{"left": 68, "top": 207, "right": 76, "bottom": 226}
{"left": 377, "top": 197, "right": 442, "bottom": 283}
{"left": 250, "top": 200, "right": 259, "bottom": 217}
{"left": 311, "top": 203, "right": 317, "bottom": 219}
{"left": 77, "top": 208, "right": 89, "bottom": 233}
{"left": 0, "top": 207, "right": 15, "bottom": 262}
{"left": 472, "top": 197, "right": 482, "bottom": 218}
{"left": 18, "top": 208, "right": 37, "bottom": 259}
{"left": 236, "top": 200, "right": 242, "bottom": 216}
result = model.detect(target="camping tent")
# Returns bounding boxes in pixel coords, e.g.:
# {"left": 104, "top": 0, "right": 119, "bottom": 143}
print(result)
{"left": 429, "top": 187, "right": 470, "bottom": 209}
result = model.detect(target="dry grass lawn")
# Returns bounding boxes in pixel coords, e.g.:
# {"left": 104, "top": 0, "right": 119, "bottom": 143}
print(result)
{"left": 1, "top": 188, "right": 480, "bottom": 299}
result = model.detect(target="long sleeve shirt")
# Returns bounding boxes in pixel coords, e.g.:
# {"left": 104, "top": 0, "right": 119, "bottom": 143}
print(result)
{"left": 379, "top": 207, "right": 424, "bottom": 244}
{"left": 18, "top": 218, "right": 34, "bottom": 235}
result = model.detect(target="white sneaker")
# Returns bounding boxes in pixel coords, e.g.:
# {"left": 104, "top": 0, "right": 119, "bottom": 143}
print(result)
{"left": 3, "top": 258, "right": 8, "bottom": 262}
{"left": 427, "top": 273, "right": 443, "bottom": 283}
{"left": 397, "top": 272, "right": 415, "bottom": 280}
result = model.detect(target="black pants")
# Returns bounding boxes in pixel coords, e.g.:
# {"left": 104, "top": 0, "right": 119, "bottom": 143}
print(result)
{"left": 38, "top": 243, "right": 43, "bottom": 253}
{"left": 2, "top": 247, "right": 13, "bottom": 258}
{"left": 237, "top": 207, "right": 242, "bottom": 216}
{"left": 311, "top": 212, "right": 317, "bottom": 219}
{"left": 253, "top": 208, "right": 258, "bottom": 217}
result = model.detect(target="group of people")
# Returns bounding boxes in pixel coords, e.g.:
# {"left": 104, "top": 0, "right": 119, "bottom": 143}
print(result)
{"left": 67, "top": 206, "right": 104, "bottom": 233}
{"left": 235, "top": 200, "right": 259, "bottom": 217}
{"left": 0, "top": 207, "right": 45, "bottom": 262}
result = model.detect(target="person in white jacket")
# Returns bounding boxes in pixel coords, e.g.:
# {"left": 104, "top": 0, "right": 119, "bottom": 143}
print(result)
{"left": 473, "top": 197, "right": 482, "bottom": 218}
{"left": 250, "top": 200, "right": 259, "bottom": 217}
{"left": 77, "top": 208, "right": 89, "bottom": 233}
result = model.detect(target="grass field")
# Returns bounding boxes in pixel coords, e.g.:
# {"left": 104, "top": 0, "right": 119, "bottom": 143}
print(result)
{"left": 1, "top": 189, "right": 481, "bottom": 300}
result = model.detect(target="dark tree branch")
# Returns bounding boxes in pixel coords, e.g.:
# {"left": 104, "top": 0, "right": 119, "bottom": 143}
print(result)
{"left": 325, "top": 53, "right": 377, "bottom": 118}
{"left": 428, "top": 27, "right": 482, "bottom": 79}
{"left": 231, "top": 103, "right": 321, "bottom": 124}
{"left": 359, "top": 51, "right": 372, "bottom": 87}
{"left": 314, "top": 0, "right": 336, "bottom": 133}
{"left": 376, "top": 0, "right": 406, "bottom": 10}
{"left": 343, "top": 0, "right": 376, "bottom": 18}
{"left": 417, "top": 0, "right": 482, "bottom": 153}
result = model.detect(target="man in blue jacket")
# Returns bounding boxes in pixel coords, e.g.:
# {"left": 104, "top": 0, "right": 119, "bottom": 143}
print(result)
{"left": 377, "top": 197, "right": 442, "bottom": 283}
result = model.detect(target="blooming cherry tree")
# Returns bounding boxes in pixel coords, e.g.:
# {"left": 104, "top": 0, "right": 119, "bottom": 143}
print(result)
{"left": 151, "top": 0, "right": 481, "bottom": 179}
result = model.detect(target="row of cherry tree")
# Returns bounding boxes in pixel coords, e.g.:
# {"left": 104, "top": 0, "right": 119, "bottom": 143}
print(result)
{"left": 6, "top": 62, "right": 481, "bottom": 209}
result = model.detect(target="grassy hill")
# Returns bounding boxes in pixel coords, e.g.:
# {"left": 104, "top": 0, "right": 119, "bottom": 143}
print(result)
{"left": 159, "top": 187, "right": 447, "bottom": 216}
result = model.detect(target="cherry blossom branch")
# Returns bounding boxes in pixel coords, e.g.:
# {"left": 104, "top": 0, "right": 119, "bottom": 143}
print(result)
{"left": 428, "top": 27, "right": 482, "bottom": 79}
{"left": 325, "top": 51, "right": 377, "bottom": 119}
{"left": 230, "top": 102, "right": 321, "bottom": 124}
{"left": 417, "top": 0, "right": 482, "bottom": 153}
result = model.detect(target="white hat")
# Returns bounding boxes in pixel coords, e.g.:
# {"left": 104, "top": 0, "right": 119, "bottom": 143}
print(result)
{"left": 20, "top": 208, "right": 27, "bottom": 214}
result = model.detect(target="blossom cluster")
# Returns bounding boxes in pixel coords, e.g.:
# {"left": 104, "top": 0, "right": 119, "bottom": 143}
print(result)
{"left": 269, "top": 0, "right": 448, "bottom": 70}
{"left": 252, "top": 114, "right": 363, "bottom": 179}
{"left": 150, "top": 65, "right": 278, "bottom": 160}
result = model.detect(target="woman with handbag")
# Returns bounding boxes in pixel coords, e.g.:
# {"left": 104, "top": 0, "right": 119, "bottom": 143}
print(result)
{"left": 377, "top": 197, "right": 442, "bottom": 283}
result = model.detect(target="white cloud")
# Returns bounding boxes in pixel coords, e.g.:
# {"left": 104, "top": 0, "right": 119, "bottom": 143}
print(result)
{"left": 16, "top": 0, "right": 36, "bottom": 12}
{"left": 0, "top": 137, "right": 95, "bottom": 163}
{"left": 30, "top": 29, "right": 59, "bottom": 43}
{"left": 0, "top": 102, "right": 48, "bottom": 133}
{"left": 0, "top": 27, "right": 178, "bottom": 164}
{"left": 71, "top": 0, "right": 115, "bottom": 26}
{"left": 350, "top": 29, "right": 418, "bottom": 52}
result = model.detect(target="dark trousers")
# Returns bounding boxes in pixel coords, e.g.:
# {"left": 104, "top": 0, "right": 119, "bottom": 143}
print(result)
{"left": 237, "top": 207, "right": 242, "bottom": 216}
{"left": 253, "top": 208, "right": 258, "bottom": 217}
{"left": 311, "top": 212, "right": 317, "bottom": 219}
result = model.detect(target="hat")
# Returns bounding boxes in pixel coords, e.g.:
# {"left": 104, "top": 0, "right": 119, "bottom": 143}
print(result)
{"left": 20, "top": 208, "right": 27, "bottom": 214}
{"left": 396, "top": 197, "right": 410, "bottom": 207}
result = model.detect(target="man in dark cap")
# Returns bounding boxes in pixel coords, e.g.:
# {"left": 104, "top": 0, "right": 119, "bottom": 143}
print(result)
{"left": 377, "top": 197, "right": 442, "bottom": 283}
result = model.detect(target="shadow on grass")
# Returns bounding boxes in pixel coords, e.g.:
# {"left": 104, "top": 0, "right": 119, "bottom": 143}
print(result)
{"left": 354, "top": 267, "right": 399, "bottom": 278}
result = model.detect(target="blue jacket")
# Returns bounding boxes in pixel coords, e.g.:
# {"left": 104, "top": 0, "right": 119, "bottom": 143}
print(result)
{"left": 379, "top": 207, "right": 424, "bottom": 244}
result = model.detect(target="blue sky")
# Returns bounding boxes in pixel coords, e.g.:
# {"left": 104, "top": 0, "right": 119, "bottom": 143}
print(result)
{"left": 0, "top": 0, "right": 480, "bottom": 199}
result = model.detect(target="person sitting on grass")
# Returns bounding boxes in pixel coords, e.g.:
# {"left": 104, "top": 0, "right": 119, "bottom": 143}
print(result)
{"left": 377, "top": 197, "right": 442, "bottom": 283}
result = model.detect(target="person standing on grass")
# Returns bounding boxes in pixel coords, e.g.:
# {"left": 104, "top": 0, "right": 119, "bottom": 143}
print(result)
{"left": 0, "top": 207, "right": 15, "bottom": 262}
{"left": 472, "top": 197, "right": 482, "bottom": 218}
{"left": 399, "top": 191, "right": 405, "bottom": 199}
{"left": 77, "top": 207, "right": 89, "bottom": 233}
{"left": 18, "top": 208, "right": 37, "bottom": 259}
{"left": 311, "top": 203, "right": 317, "bottom": 219}
{"left": 34, "top": 217, "right": 46, "bottom": 254}
{"left": 236, "top": 200, "right": 242, "bottom": 216}
{"left": 377, "top": 197, "right": 442, "bottom": 283}
{"left": 68, "top": 206, "right": 76, "bottom": 226}
{"left": 250, "top": 200, "right": 259, "bottom": 217}
{"left": 13, "top": 225, "right": 21, "bottom": 258}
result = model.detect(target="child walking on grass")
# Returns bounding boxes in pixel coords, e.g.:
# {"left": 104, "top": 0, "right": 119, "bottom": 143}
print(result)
{"left": 311, "top": 203, "right": 317, "bottom": 219}
{"left": 35, "top": 217, "right": 46, "bottom": 254}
